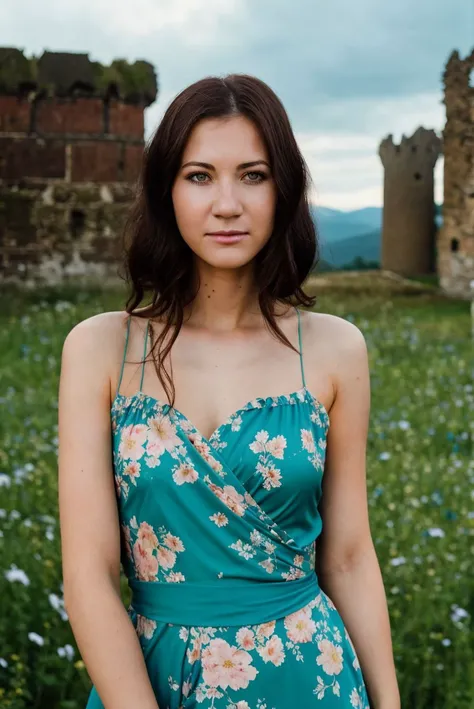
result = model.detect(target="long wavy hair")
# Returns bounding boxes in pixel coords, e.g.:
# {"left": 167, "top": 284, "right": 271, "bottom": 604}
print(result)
{"left": 119, "top": 73, "right": 320, "bottom": 410}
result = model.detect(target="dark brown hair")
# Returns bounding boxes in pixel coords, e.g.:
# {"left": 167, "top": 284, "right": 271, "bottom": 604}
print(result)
{"left": 119, "top": 73, "right": 320, "bottom": 409}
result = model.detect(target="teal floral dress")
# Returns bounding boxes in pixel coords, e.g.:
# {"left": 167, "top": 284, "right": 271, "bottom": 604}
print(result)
{"left": 86, "top": 308, "right": 370, "bottom": 709}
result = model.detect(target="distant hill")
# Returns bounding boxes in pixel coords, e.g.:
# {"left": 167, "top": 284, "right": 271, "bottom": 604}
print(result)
{"left": 312, "top": 204, "right": 442, "bottom": 268}
{"left": 322, "top": 229, "right": 381, "bottom": 268}
{"left": 311, "top": 205, "right": 382, "bottom": 267}
{"left": 311, "top": 205, "right": 382, "bottom": 247}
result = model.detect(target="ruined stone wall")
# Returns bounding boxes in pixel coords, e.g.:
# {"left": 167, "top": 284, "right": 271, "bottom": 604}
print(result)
{"left": 437, "top": 49, "right": 474, "bottom": 299}
{"left": 0, "top": 48, "right": 157, "bottom": 287}
{"left": 0, "top": 182, "right": 135, "bottom": 286}
{"left": 378, "top": 127, "right": 442, "bottom": 277}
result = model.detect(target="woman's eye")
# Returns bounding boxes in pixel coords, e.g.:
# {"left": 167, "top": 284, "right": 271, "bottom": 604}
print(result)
{"left": 187, "top": 172, "right": 209, "bottom": 183}
{"left": 246, "top": 171, "right": 266, "bottom": 182}
{"left": 186, "top": 171, "right": 267, "bottom": 184}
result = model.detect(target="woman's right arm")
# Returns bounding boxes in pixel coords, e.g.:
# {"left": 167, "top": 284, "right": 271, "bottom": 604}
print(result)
{"left": 58, "top": 314, "right": 159, "bottom": 709}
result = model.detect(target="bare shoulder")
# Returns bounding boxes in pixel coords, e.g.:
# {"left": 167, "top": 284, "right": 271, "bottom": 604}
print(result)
{"left": 61, "top": 310, "right": 146, "bottom": 401}
{"left": 62, "top": 310, "right": 127, "bottom": 361}
{"left": 303, "top": 310, "right": 367, "bottom": 354}
{"left": 62, "top": 309, "right": 152, "bottom": 356}
{"left": 302, "top": 310, "right": 369, "bottom": 397}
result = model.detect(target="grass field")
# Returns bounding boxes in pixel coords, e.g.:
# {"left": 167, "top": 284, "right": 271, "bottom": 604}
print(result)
{"left": 0, "top": 280, "right": 472, "bottom": 708}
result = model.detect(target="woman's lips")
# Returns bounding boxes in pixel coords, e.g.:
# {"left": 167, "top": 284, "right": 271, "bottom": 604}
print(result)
{"left": 206, "top": 233, "right": 249, "bottom": 244}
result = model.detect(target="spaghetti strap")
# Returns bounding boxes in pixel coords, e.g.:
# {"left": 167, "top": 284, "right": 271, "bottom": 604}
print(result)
{"left": 116, "top": 315, "right": 132, "bottom": 397}
{"left": 139, "top": 320, "right": 149, "bottom": 392}
{"left": 296, "top": 307, "right": 307, "bottom": 389}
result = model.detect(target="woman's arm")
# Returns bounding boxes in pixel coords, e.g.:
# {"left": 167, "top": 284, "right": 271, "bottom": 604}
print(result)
{"left": 315, "top": 318, "right": 400, "bottom": 709}
{"left": 58, "top": 314, "right": 159, "bottom": 709}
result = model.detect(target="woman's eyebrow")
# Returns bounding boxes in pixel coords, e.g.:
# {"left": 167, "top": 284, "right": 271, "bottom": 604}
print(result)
{"left": 181, "top": 160, "right": 270, "bottom": 170}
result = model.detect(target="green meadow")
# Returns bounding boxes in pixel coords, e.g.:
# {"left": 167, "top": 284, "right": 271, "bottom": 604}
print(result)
{"left": 0, "top": 279, "right": 472, "bottom": 708}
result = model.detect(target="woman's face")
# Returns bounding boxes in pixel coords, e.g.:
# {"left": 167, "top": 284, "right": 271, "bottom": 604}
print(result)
{"left": 171, "top": 115, "right": 277, "bottom": 270}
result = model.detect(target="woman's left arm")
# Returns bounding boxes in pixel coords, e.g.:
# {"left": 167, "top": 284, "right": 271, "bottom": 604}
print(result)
{"left": 315, "top": 318, "right": 400, "bottom": 709}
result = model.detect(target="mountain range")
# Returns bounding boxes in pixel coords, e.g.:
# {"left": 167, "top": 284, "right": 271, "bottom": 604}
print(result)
{"left": 311, "top": 205, "right": 442, "bottom": 269}
{"left": 311, "top": 206, "right": 382, "bottom": 268}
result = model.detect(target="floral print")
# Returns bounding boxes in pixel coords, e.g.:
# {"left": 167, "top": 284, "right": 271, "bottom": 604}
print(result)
{"left": 122, "top": 515, "right": 186, "bottom": 583}
{"left": 86, "top": 313, "right": 370, "bottom": 709}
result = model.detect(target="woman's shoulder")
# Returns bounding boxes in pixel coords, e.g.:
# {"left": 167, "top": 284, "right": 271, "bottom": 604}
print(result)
{"left": 61, "top": 310, "right": 147, "bottom": 373}
{"left": 63, "top": 310, "right": 129, "bottom": 346}
{"left": 65, "top": 309, "right": 151, "bottom": 343}
{"left": 303, "top": 310, "right": 367, "bottom": 352}
{"left": 302, "top": 310, "right": 369, "bottom": 398}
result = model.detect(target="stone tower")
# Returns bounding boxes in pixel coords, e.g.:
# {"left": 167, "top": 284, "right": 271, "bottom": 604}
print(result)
{"left": 378, "top": 127, "right": 442, "bottom": 276}
{"left": 437, "top": 49, "right": 474, "bottom": 299}
{"left": 0, "top": 48, "right": 158, "bottom": 286}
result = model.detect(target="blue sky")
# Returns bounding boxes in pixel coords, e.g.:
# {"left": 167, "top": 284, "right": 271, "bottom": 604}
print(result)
{"left": 1, "top": 0, "right": 472, "bottom": 209}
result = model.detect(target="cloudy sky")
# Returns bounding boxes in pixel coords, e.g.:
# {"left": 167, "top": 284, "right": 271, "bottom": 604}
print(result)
{"left": 1, "top": 0, "right": 472, "bottom": 209}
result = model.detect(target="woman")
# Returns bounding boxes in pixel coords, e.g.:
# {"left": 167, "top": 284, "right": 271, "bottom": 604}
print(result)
{"left": 58, "top": 74, "right": 400, "bottom": 709}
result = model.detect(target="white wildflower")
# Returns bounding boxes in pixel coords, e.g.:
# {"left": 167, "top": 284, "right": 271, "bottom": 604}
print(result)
{"left": 28, "top": 632, "right": 44, "bottom": 646}
{"left": 5, "top": 565, "right": 30, "bottom": 586}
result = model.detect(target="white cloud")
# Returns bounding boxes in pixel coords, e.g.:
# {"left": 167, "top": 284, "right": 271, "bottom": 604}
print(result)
{"left": 296, "top": 92, "right": 445, "bottom": 209}
{"left": 87, "top": 0, "right": 242, "bottom": 42}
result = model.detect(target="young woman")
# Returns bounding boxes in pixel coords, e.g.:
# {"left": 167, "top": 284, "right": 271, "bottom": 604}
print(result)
{"left": 58, "top": 74, "right": 400, "bottom": 709}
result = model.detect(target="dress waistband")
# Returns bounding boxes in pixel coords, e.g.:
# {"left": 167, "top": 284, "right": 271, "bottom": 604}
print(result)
{"left": 128, "top": 572, "right": 320, "bottom": 627}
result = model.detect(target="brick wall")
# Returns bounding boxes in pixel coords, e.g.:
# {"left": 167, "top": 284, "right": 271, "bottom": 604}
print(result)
{"left": 0, "top": 96, "right": 145, "bottom": 183}
{"left": 36, "top": 97, "right": 104, "bottom": 134}
{"left": 0, "top": 96, "right": 31, "bottom": 133}
{"left": 123, "top": 144, "right": 143, "bottom": 182}
{"left": 108, "top": 101, "right": 144, "bottom": 138}
{"left": 0, "top": 137, "right": 66, "bottom": 179}
{"left": 71, "top": 142, "right": 122, "bottom": 182}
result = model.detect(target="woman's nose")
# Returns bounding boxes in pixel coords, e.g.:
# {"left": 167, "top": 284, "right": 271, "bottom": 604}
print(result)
{"left": 212, "top": 181, "right": 243, "bottom": 217}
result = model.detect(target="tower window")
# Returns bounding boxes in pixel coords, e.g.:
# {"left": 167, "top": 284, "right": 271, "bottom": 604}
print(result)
{"left": 414, "top": 172, "right": 422, "bottom": 181}
{"left": 450, "top": 238, "right": 459, "bottom": 253}
{"left": 70, "top": 209, "right": 86, "bottom": 240}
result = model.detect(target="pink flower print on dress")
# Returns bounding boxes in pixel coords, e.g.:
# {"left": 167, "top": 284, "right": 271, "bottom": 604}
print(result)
{"left": 172, "top": 461, "right": 199, "bottom": 485}
{"left": 250, "top": 430, "right": 287, "bottom": 457}
{"left": 182, "top": 680, "right": 192, "bottom": 698}
{"left": 123, "top": 461, "right": 140, "bottom": 485}
{"left": 132, "top": 521, "right": 160, "bottom": 581}
{"left": 255, "top": 621, "right": 276, "bottom": 640}
{"left": 163, "top": 533, "right": 185, "bottom": 552}
{"left": 136, "top": 614, "right": 157, "bottom": 640}
{"left": 235, "top": 627, "right": 256, "bottom": 651}
{"left": 266, "top": 434, "right": 287, "bottom": 459}
{"left": 202, "top": 638, "right": 258, "bottom": 691}
{"left": 316, "top": 639, "right": 344, "bottom": 675}
{"left": 208, "top": 482, "right": 247, "bottom": 517}
{"left": 145, "top": 413, "right": 181, "bottom": 458}
{"left": 137, "top": 522, "right": 159, "bottom": 553}
{"left": 133, "top": 539, "right": 159, "bottom": 581}
{"left": 350, "top": 688, "right": 366, "bottom": 707}
{"left": 256, "top": 462, "right": 282, "bottom": 490}
{"left": 257, "top": 634, "right": 285, "bottom": 666}
{"left": 284, "top": 608, "right": 316, "bottom": 643}
{"left": 167, "top": 571, "right": 185, "bottom": 582}
{"left": 157, "top": 546, "right": 176, "bottom": 569}
{"left": 301, "top": 429, "right": 316, "bottom": 453}
{"left": 191, "top": 437, "right": 225, "bottom": 475}
{"left": 249, "top": 430, "right": 287, "bottom": 489}
{"left": 187, "top": 636, "right": 203, "bottom": 665}
{"left": 258, "top": 558, "right": 274, "bottom": 573}
{"left": 119, "top": 424, "right": 148, "bottom": 461}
